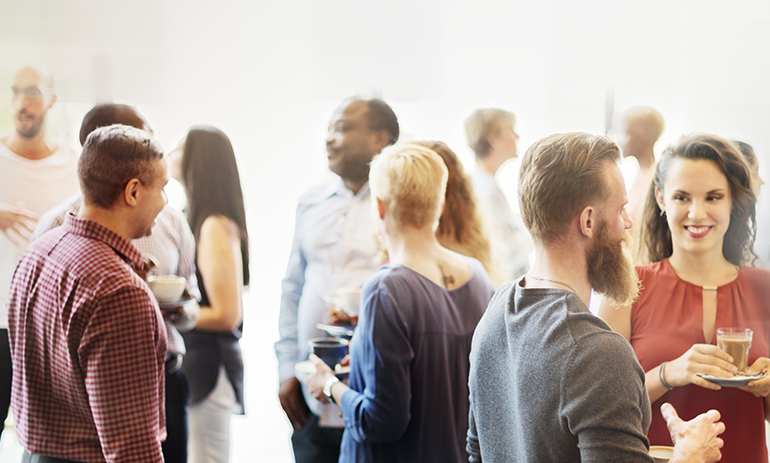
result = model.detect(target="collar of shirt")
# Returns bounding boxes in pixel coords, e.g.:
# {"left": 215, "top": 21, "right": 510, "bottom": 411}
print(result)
{"left": 324, "top": 177, "right": 371, "bottom": 200}
{"left": 63, "top": 213, "right": 145, "bottom": 271}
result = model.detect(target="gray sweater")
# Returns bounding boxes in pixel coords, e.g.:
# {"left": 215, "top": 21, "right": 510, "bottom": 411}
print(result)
{"left": 467, "top": 279, "right": 653, "bottom": 462}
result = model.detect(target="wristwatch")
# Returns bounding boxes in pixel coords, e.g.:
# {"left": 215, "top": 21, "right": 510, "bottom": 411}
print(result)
{"left": 323, "top": 376, "right": 340, "bottom": 404}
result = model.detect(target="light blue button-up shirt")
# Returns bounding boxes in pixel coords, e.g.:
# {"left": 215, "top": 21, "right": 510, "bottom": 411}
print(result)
{"left": 276, "top": 178, "right": 379, "bottom": 416}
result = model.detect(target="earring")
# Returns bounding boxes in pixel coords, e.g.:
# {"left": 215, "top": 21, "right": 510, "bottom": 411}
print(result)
{"left": 659, "top": 210, "right": 667, "bottom": 218}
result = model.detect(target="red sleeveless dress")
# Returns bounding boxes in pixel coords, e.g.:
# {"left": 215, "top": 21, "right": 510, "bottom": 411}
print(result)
{"left": 631, "top": 259, "right": 770, "bottom": 463}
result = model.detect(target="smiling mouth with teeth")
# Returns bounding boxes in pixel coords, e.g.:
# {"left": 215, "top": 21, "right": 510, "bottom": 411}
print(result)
{"left": 685, "top": 225, "right": 712, "bottom": 236}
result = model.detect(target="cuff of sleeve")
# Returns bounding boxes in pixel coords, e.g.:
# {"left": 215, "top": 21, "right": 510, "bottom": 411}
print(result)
{"left": 279, "top": 362, "right": 298, "bottom": 385}
{"left": 170, "top": 301, "right": 200, "bottom": 332}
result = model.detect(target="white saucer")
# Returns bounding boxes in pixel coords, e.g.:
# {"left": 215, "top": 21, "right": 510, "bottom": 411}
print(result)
{"left": 696, "top": 370, "right": 766, "bottom": 387}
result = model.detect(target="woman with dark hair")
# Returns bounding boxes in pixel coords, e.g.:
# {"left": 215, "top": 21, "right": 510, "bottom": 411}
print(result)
{"left": 414, "top": 140, "right": 501, "bottom": 286}
{"left": 599, "top": 133, "right": 770, "bottom": 462}
{"left": 170, "top": 125, "right": 249, "bottom": 463}
{"left": 735, "top": 140, "right": 765, "bottom": 197}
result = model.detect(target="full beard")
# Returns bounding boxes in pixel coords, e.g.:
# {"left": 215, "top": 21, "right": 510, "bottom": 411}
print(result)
{"left": 587, "top": 223, "right": 640, "bottom": 307}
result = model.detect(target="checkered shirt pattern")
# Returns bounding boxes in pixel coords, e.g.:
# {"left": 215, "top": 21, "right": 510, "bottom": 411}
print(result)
{"left": 8, "top": 214, "right": 167, "bottom": 463}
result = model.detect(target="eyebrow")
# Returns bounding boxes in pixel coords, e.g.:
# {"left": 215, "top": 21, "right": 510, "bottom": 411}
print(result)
{"left": 672, "top": 189, "right": 727, "bottom": 195}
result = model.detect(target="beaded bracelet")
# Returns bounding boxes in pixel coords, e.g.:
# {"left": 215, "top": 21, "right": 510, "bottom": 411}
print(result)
{"left": 659, "top": 361, "right": 675, "bottom": 390}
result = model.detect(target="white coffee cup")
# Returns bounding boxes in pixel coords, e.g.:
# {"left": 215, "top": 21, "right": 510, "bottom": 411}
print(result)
{"left": 335, "top": 287, "right": 361, "bottom": 317}
{"left": 147, "top": 275, "right": 186, "bottom": 303}
{"left": 649, "top": 445, "right": 674, "bottom": 463}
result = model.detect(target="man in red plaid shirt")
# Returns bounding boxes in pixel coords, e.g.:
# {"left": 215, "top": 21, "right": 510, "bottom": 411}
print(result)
{"left": 7, "top": 124, "right": 169, "bottom": 463}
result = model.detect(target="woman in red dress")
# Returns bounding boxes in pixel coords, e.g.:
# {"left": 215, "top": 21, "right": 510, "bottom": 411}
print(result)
{"left": 599, "top": 133, "right": 770, "bottom": 462}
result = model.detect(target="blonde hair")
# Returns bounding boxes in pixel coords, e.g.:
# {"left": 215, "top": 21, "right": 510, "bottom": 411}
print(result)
{"left": 369, "top": 144, "right": 448, "bottom": 229}
{"left": 622, "top": 106, "right": 665, "bottom": 142}
{"left": 519, "top": 132, "right": 620, "bottom": 245}
{"left": 464, "top": 108, "right": 516, "bottom": 159}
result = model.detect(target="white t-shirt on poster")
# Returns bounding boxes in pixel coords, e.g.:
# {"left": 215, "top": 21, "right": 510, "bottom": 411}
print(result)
{"left": 0, "top": 140, "right": 80, "bottom": 329}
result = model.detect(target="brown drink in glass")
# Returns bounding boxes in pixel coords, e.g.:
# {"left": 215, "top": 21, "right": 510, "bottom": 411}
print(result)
{"left": 716, "top": 327, "right": 752, "bottom": 373}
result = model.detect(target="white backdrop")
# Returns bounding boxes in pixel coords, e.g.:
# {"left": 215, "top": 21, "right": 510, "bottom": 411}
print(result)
{"left": 2, "top": 1, "right": 770, "bottom": 461}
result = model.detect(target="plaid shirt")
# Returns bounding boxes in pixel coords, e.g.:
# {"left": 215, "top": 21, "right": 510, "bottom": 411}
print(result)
{"left": 8, "top": 214, "right": 167, "bottom": 463}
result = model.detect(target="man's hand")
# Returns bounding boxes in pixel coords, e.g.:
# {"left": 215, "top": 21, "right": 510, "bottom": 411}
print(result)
{"left": 663, "top": 403, "right": 724, "bottom": 463}
{"left": 0, "top": 203, "right": 40, "bottom": 250}
{"left": 279, "top": 376, "right": 308, "bottom": 429}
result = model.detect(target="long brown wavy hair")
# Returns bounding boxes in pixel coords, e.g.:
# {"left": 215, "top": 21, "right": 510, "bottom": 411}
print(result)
{"left": 640, "top": 133, "right": 757, "bottom": 266}
{"left": 413, "top": 140, "right": 500, "bottom": 283}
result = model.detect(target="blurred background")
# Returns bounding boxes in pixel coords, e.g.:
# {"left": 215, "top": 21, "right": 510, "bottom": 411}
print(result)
{"left": 1, "top": 0, "right": 770, "bottom": 461}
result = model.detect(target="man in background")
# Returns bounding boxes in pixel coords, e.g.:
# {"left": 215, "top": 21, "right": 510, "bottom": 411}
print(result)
{"left": 614, "top": 105, "right": 664, "bottom": 262}
{"left": 0, "top": 66, "right": 80, "bottom": 438}
{"left": 33, "top": 103, "right": 200, "bottom": 463}
{"left": 8, "top": 125, "right": 168, "bottom": 462}
{"left": 276, "top": 97, "right": 399, "bottom": 462}
{"left": 465, "top": 107, "right": 533, "bottom": 284}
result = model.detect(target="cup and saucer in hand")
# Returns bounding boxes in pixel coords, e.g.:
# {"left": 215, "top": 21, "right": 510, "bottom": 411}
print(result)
{"left": 148, "top": 275, "right": 195, "bottom": 311}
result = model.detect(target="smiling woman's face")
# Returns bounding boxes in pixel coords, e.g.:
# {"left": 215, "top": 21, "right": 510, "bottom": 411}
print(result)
{"left": 656, "top": 158, "right": 732, "bottom": 259}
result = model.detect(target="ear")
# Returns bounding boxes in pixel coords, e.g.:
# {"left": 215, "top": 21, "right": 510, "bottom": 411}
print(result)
{"left": 654, "top": 187, "right": 665, "bottom": 212}
{"left": 371, "top": 130, "right": 390, "bottom": 153}
{"left": 579, "top": 205, "right": 597, "bottom": 238}
{"left": 487, "top": 134, "right": 501, "bottom": 152}
{"left": 376, "top": 197, "right": 386, "bottom": 220}
{"left": 123, "top": 178, "right": 141, "bottom": 207}
{"left": 45, "top": 93, "right": 57, "bottom": 110}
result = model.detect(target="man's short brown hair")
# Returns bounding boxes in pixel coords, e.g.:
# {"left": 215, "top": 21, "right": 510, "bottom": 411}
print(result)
{"left": 464, "top": 108, "right": 515, "bottom": 159}
{"left": 78, "top": 125, "right": 164, "bottom": 209}
{"left": 519, "top": 132, "right": 620, "bottom": 245}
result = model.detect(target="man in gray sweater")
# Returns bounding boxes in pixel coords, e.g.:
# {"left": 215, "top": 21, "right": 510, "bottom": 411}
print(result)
{"left": 467, "top": 132, "right": 724, "bottom": 463}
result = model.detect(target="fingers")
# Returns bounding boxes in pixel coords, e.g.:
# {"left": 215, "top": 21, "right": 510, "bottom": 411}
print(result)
{"left": 661, "top": 402, "right": 680, "bottom": 425}
{"left": 309, "top": 354, "right": 333, "bottom": 374}
{"left": 2, "top": 227, "right": 31, "bottom": 250}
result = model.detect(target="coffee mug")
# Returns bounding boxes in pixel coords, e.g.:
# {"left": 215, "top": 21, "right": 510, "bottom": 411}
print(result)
{"left": 649, "top": 445, "right": 674, "bottom": 463}
{"left": 308, "top": 337, "right": 349, "bottom": 369}
{"left": 716, "top": 327, "right": 752, "bottom": 372}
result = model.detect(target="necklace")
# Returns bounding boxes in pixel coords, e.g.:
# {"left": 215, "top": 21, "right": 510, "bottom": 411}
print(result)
{"left": 527, "top": 274, "right": 588, "bottom": 308}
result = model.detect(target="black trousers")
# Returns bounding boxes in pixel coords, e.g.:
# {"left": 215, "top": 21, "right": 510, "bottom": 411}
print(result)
{"left": 0, "top": 329, "right": 11, "bottom": 441}
{"left": 290, "top": 395, "right": 344, "bottom": 463}
{"left": 163, "top": 357, "right": 191, "bottom": 463}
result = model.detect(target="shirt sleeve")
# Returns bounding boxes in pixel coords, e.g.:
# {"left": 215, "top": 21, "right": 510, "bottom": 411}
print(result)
{"left": 562, "top": 331, "right": 653, "bottom": 463}
{"left": 174, "top": 207, "right": 201, "bottom": 302}
{"left": 275, "top": 204, "right": 308, "bottom": 384}
{"left": 78, "top": 286, "right": 166, "bottom": 463}
{"left": 339, "top": 286, "right": 413, "bottom": 444}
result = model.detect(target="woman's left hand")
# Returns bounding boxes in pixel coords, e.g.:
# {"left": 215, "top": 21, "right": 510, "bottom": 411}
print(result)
{"left": 738, "top": 357, "right": 770, "bottom": 397}
{"left": 305, "top": 354, "right": 336, "bottom": 403}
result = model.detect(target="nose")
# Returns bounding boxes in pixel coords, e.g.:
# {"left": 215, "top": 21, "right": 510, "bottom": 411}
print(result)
{"left": 325, "top": 130, "right": 336, "bottom": 146}
{"left": 622, "top": 207, "right": 633, "bottom": 230}
{"left": 688, "top": 199, "right": 707, "bottom": 221}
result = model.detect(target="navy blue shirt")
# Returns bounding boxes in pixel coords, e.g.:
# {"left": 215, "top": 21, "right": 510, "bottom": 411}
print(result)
{"left": 338, "top": 257, "right": 494, "bottom": 463}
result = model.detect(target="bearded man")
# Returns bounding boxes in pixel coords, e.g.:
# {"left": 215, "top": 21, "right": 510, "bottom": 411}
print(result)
{"left": 466, "top": 133, "right": 725, "bottom": 462}
{"left": 0, "top": 66, "right": 79, "bottom": 438}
